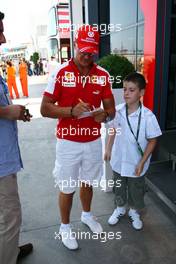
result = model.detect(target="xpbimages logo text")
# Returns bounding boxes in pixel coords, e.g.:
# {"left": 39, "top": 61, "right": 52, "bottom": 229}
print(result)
{"left": 59, "top": 23, "right": 122, "bottom": 35}
{"left": 54, "top": 179, "right": 122, "bottom": 190}
{"left": 54, "top": 230, "right": 122, "bottom": 243}
{"left": 54, "top": 74, "right": 122, "bottom": 87}
{"left": 55, "top": 126, "right": 122, "bottom": 139}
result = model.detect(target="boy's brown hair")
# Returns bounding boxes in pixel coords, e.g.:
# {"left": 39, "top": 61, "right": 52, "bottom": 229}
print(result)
{"left": 123, "top": 72, "right": 146, "bottom": 90}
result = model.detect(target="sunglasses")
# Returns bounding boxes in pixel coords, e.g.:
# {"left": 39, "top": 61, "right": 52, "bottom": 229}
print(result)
{"left": 77, "top": 49, "right": 95, "bottom": 57}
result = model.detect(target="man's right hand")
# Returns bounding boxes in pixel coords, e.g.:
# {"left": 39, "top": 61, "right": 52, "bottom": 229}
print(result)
{"left": 4, "top": 105, "right": 31, "bottom": 121}
{"left": 72, "top": 101, "right": 90, "bottom": 117}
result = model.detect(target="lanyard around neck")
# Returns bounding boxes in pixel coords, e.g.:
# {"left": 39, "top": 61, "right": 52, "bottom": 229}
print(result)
{"left": 125, "top": 102, "right": 144, "bottom": 156}
{"left": 126, "top": 103, "right": 142, "bottom": 141}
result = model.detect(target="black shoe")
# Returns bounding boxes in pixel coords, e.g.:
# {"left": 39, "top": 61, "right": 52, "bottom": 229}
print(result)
{"left": 17, "top": 243, "right": 33, "bottom": 260}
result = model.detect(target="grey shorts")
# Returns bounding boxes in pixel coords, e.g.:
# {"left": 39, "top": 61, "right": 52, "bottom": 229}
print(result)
{"left": 113, "top": 171, "right": 146, "bottom": 210}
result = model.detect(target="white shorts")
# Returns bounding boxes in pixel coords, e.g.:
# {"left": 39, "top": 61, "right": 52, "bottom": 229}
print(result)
{"left": 53, "top": 138, "right": 103, "bottom": 194}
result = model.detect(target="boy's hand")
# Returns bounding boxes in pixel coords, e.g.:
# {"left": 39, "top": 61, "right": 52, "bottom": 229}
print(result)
{"left": 135, "top": 161, "right": 144, "bottom": 176}
{"left": 104, "top": 150, "right": 111, "bottom": 161}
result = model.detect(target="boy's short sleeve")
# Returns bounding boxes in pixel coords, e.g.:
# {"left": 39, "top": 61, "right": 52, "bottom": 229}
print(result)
{"left": 145, "top": 113, "right": 162, "bottom": 139}
{"left": 108, "top": 106, "right": 119, "bottom": 128}
{"left": 108, "top": 118, "right": 116, "bottom": 128}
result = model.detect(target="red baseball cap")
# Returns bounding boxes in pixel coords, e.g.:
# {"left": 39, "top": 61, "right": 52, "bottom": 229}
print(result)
{"left": 75, "top": 25, "right": 100, "bottom": 54}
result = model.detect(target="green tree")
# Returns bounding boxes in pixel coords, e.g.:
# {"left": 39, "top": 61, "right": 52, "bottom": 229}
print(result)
{"left": 30, "top": 52, "right": 39, "bottom": 64}
{"left": 98, "top": 54, "right": 135, "bottom": 88}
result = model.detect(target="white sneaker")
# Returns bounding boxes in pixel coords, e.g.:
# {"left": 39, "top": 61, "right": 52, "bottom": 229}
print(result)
{"left": 81, "top": 213, "right": 103, "bottom": 234}
{"left": 108, "top": 207, "right": 126, "bottom": 225}
{"left": 128, "top": 209, "right": 143, "bottom": 230}
{"left": 59, "top": 225, "right": 78, "bottom": 250}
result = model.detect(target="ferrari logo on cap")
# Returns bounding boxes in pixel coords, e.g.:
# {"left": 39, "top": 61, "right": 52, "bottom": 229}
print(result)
{"left": 88, "top": 31, "right": 95, "bottom": 38}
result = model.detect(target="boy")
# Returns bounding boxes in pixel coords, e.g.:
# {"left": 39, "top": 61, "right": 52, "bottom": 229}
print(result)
{"left": 104, "top": 72, "right": 162, "bottom": 230}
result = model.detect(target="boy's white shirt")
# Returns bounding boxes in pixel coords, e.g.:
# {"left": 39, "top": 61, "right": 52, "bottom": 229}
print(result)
{"left": 109, "top": 103, "right": 162, "bottom": 177}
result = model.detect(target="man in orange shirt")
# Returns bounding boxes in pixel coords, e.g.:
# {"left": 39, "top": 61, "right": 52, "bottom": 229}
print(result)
{"left": 19, "top": 58, "right": 28, "bottom": 97}
{"left": 6, "top": 61, "right": 19, "bottom": 99}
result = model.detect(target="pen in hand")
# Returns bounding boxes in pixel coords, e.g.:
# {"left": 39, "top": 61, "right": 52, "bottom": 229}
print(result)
{"left": 78, "top": 98, "right": 91, "bottom": 112}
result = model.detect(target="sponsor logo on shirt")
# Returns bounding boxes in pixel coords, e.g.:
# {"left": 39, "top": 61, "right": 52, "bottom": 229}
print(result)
{"left": 64, "top": 71, "right": 75, "bottom": 81}
{"left": 62, "top": 71, "right": 76, "bottom": 87}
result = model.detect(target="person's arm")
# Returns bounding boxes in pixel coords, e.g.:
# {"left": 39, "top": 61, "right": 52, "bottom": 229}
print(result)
{"left": 104, "top": 129, "right": 116, "bottom": 161}
{"left": 92, "top": 97, "right": 116, "bottom": 123}
{"left": 135, "top": 138, "right": 157, "bottom": 176}
{"left": 0, "top": 105, "right": 30, "bottom": 121}
{"left": 40, "top": 95, "right": 91, "bottom": 119}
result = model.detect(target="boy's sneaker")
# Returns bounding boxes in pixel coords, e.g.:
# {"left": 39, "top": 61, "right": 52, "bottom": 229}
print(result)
{"left": 81, "top": 213, "right": 103, "bottom": 234}
{"left": 59, "top": 225, "right": 78, "bottom": 250}
{"left": 128, "top": 209, "right": 143, "bottom": 230}
{"left": 108, "top": 207, "right": 126, "bottom": 225}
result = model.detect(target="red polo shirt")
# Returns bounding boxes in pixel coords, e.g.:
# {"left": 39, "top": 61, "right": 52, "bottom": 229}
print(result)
{"left": 44, "top": 58, "right": 113, "bottom": 142}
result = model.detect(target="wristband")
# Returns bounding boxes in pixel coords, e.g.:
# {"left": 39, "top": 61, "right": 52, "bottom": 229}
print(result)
{"left": 104, "top": 112, "right": 113, "bottom": 123}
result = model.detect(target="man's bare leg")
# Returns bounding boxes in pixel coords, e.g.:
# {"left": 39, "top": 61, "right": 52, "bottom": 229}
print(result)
{"left": 59, "top": 192, "right": 74, "bottom": 224}
{"left": 80, "top": 182, "right": 93, "bottom": 212}
{"left": 59, "top": 191, "right": 78, "bottom": 250}
{"left": 80, "top": 182, "right": 103, "bottom": 233}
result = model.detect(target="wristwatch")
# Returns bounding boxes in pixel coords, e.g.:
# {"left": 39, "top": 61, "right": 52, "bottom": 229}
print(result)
{"left": 104, "top": 112, "right": 112, "bottom": 123}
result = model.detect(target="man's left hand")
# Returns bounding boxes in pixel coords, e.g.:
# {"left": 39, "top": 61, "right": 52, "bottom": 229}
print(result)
{"left": 92, "top": 109, "right": 107, "bottom": 123}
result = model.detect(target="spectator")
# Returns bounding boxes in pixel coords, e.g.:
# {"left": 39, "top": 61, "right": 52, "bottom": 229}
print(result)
{"left": 0, "top": 11, "right": 33, "bottom": 264}
{"left": 19, "top": 58, "right": 29, "bottom": 97}
{"left": 6, "top": 60, "right": 19, "bottom": 99}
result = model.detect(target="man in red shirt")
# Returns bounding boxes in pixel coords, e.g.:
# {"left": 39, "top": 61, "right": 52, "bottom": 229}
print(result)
{"left": 41, "top": 25, "right": 115, "bottom": 250}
